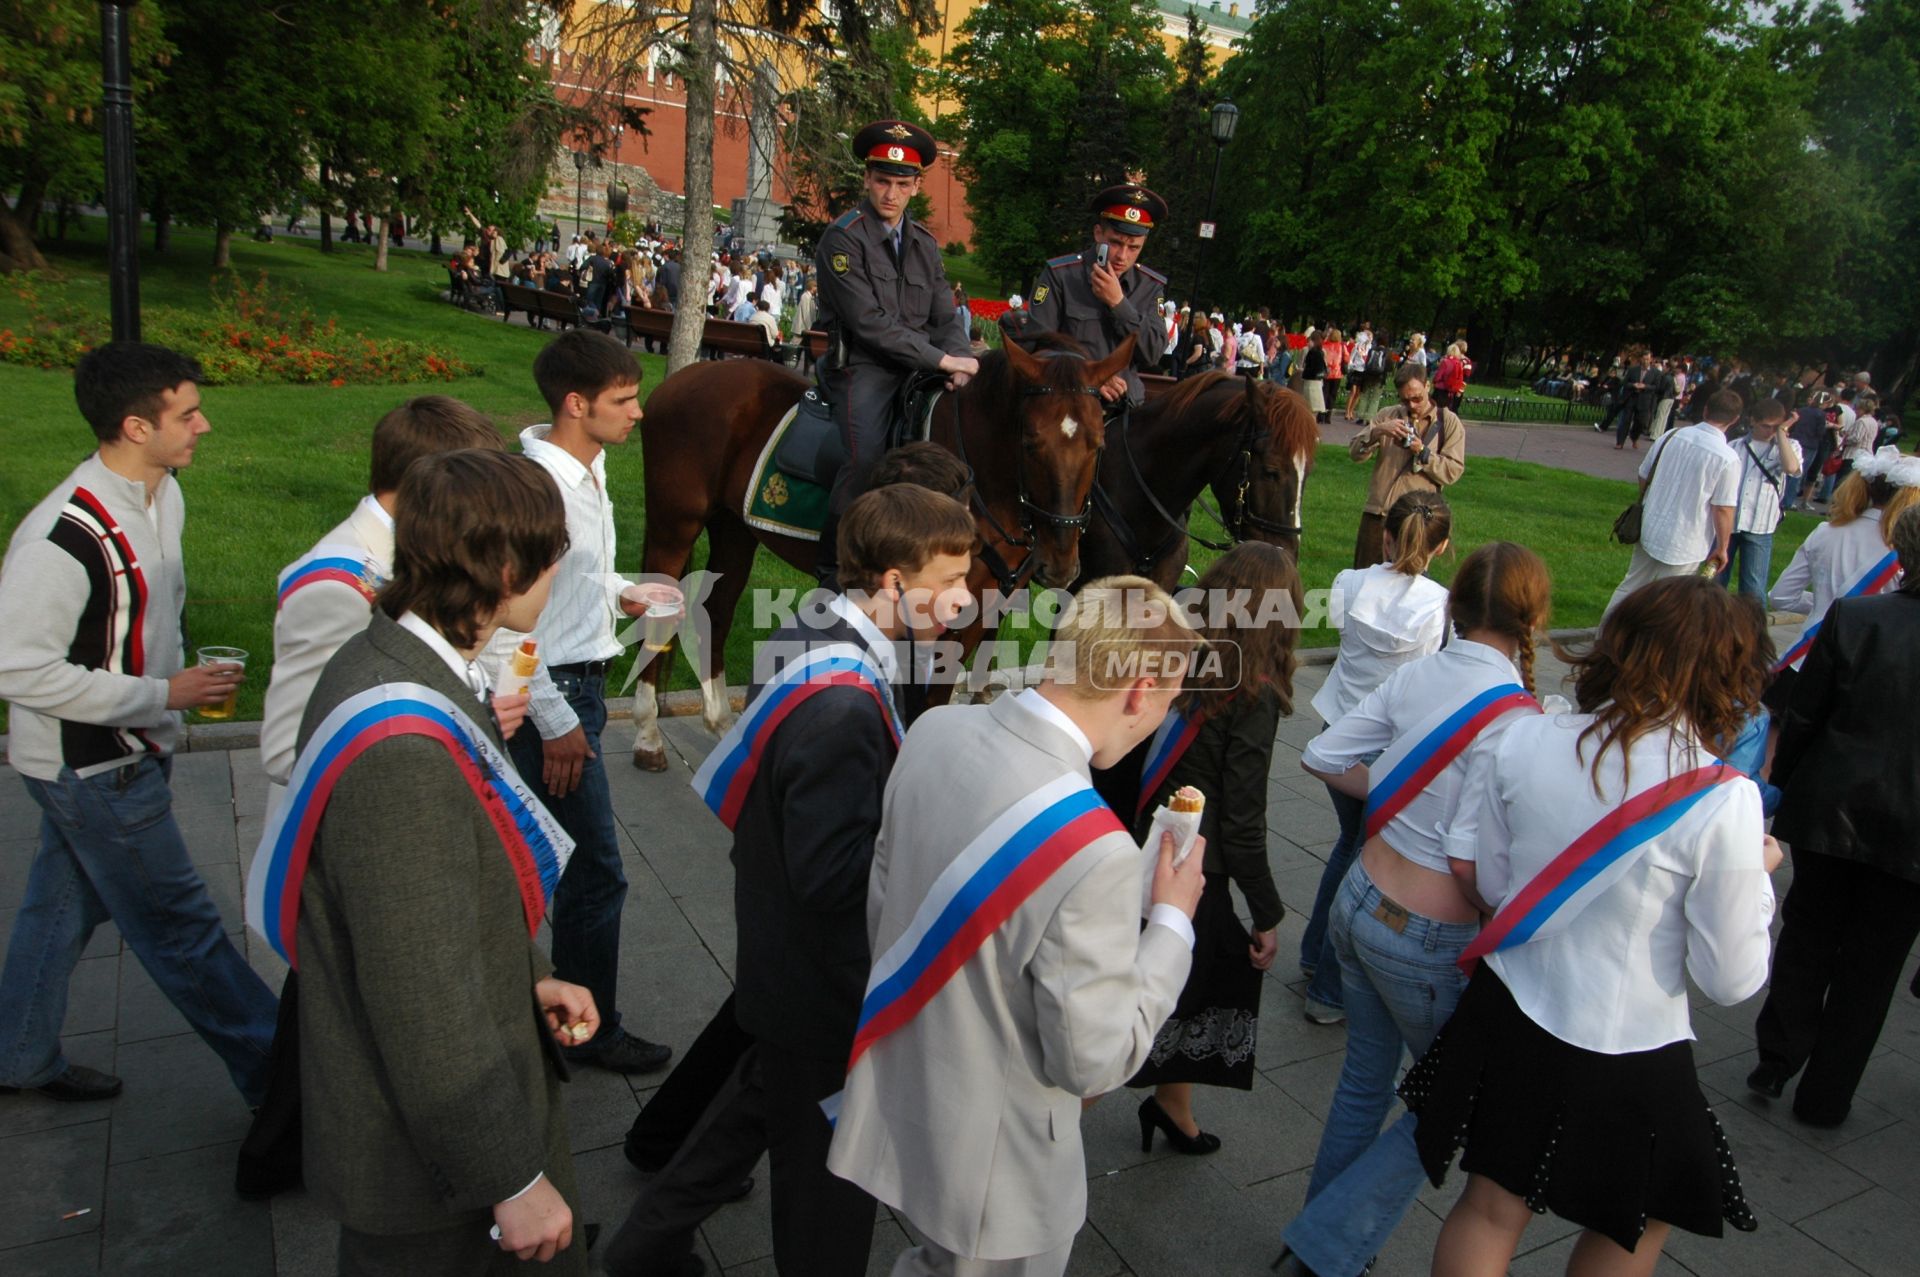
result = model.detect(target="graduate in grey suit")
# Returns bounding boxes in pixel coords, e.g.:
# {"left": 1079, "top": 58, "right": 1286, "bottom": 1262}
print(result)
{"left": 829, "top": 577, "right": 1208, "bottom": 1277}
{"left": 280, "top": 450, "right": 595, "bottom": 1275}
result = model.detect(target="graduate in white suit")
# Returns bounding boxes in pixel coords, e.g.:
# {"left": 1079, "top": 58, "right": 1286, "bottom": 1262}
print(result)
{"left": 828, "top": 577, "right": 1207, "bottom": 1277}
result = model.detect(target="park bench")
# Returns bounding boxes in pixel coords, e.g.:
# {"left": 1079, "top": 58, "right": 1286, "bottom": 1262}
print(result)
{"left": 603, "top": 308, "right": 780, "bottom": 359}
{"left": 498, "top": 282, "right": 590, "bottom": 332}
{"left": 445, "top": 265, "right": 492, "bottom": 313}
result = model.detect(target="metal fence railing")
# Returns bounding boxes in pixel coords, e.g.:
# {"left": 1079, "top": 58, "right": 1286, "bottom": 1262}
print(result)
{"left": 1458, "top": 394, "right": 1606, "bottom": 426}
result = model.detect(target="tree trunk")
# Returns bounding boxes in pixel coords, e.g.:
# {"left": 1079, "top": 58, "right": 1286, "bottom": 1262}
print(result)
{"left": 667, "top": 0, "right": 719, "bottom": 375}
{"left": 318, "top": 162, "right": 333, "bottom": 254}
{"left": 0, "top": 198, "right": 48, "bottom": 272}
{"left": 373, "top": 213, "right": 389, "bottom": 272}
{"left": 212, "top": 224, "right": 233, "bottom": 270}
{"left": 430, "top": 229, "right": 442, "bottom": 257}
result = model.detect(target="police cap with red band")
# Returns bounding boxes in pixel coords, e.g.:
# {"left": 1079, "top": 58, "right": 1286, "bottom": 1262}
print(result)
{"left": 855, "top": 120, "right": 937, "bottom": 176}
{"left": 1091, "top": 184, "right": 1168, "bottom": 237}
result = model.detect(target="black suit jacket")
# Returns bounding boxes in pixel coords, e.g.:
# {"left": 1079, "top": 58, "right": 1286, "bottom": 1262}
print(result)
{"left": 1773, "top": 589, "right": 1920, "bottom": 884}
{"left": 730, "top": 606, "right": 902, "bottom": 1061}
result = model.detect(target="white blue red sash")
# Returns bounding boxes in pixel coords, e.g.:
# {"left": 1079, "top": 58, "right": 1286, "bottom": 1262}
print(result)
{"left": 1774, "top": 550, "right": 1900, "bottom": 672}
{"left": 244, "top": 683, "right": 572, "bottom": 968}
{"left": 1365, "top": 683, "right": 1538, "bottom": 841}
{"left": 1457, "top": 762, "right": 1741, "bottom": 972}
{"left": 846, "top": 772, "right": 1124, "bottom": 1070}
{"left": 1136, "top": 707, "right": 1203, "bottom": 819}
{"left": 277, "top": 542, "right": 384, "bottom": 608}
{"left": 691, "top": 643, "right": 903, "bottom": 830}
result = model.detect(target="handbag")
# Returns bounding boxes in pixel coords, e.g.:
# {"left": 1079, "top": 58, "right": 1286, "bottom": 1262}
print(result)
{"left": 1612, "top": 433, "right": 1674, "bottom": 545}
{"left": 1821, "top": 451, "right": 1844, "bottom": 477}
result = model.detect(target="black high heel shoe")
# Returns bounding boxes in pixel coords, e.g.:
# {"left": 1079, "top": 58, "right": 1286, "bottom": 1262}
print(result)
{"left": 1137, "top": 1095, "right": 1221, "bottom": 1155}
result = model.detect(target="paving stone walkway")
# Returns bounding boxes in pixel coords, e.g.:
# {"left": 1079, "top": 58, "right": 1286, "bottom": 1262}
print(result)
{"left": 2, "top": 634, "right": 1917, "bottom": 1276}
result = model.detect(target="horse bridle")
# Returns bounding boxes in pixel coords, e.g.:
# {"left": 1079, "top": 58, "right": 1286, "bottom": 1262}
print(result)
{"left": 948, "top": 372, "right": 1105, "bottom": 593}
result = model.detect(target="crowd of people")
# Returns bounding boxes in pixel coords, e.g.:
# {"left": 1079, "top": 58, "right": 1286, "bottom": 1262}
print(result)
{"left": 3, "top": 112, "right": 1920, "bottom": 1277}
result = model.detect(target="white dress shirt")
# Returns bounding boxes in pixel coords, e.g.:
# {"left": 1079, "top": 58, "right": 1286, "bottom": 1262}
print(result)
{"left": 1012, "top": 689, "right": 1194, "bottom": 950}
{"left": 1310, "top": 565, "right": 1449, "bottom": 725}
{"left": 1768, "top": 508, "right": 1892, "bottom": 671}
{"left": 1449, "top": 715, "right": 1774, "bottom": 1054}
{"left": 485, "top": 425, "right": 624, "bottom": 739}
{"left": 1730, "top": 434, "right": 1800, "bottom": 535}
{"left": 396, "top": 612, "right": 488, "bottom": 704}
{"left": 1304, "top": 640, "right": 1529, "bottom": 873}
{"left": 1637, "top": 423, "right": 1739, "bottom": 566}
{"left": 828, "top": 592, "right": 901, "bottom": 684}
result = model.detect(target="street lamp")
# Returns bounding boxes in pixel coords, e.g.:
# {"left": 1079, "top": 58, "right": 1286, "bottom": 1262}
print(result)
{"left": 1190, "top": 98, "right": 1239, "bottom": 312}
{"left": 572, "top": 150, "right": 600, "bottom": 241}
{"left": 100, "top": 1, "right": 141, "bottom": 340}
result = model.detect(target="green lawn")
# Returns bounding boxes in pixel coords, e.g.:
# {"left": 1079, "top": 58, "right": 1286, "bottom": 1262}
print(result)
{"left": 1, "top": 225, "right": 1816, "bottom": 726}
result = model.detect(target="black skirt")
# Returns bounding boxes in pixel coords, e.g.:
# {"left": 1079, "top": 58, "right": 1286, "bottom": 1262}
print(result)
{"left": 1399, "top": 968, "right": 1756, "bottom": 1252}
{"left": 1130, "top": 873, "right": 1263, "bottom": 1089}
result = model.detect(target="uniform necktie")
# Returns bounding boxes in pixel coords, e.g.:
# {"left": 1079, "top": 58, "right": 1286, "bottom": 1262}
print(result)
{"left": 888, "top": 227, "right": 903, "bottom": 266}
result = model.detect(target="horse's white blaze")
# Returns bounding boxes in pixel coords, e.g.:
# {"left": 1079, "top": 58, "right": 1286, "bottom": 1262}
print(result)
{"left": 701, "top": 672, "right": 735, "bottom": 736}
{"left": 1061, "top": 415, "right": 1079, "bottom": 440}
{"left": 1292, "top": 452, "right": 1308, "bottom": 524}
{"left": 631, "top": 682, "right": 664, "bottom": 754}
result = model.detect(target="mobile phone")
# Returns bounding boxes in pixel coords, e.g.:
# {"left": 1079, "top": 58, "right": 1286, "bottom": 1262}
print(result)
{"left": 1094, "top": 242, "right": 1110, "bottom": 269}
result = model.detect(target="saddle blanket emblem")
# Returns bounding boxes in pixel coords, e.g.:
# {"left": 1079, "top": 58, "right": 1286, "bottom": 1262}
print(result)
{"left": 761, "top": 473, "right": 790, "bottom": 509}
{"left": 744, "top": 402, "right": 829, "bottom": 542}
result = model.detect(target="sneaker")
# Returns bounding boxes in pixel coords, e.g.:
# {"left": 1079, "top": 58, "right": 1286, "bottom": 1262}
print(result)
{"left": 1, "top": 1063, "right": 122, "bottom": 1102}
{"left": 1303, "top": 999, "right": 1346, "bottom": 1026}
{"left": 569, "top": 1027, "right": 673, "bottom": 1075}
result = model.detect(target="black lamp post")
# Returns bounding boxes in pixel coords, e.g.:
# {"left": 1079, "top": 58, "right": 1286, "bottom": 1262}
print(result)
{"left": 100, "top": 1, "right": 141, "bottom": 341}
{"left": 1190, "top": 98, "right": 1239, "bottom": 312}
{"left": 572, "top": 151, "right": 587, "bottom": 240}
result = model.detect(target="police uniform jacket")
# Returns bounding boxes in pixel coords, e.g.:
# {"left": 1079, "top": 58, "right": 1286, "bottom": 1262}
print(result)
{"left": 1025, "top": 249, "right": 1169, "bottom": 404}
{"left": 814, "top": 200, "right": 970, "bottom": 379}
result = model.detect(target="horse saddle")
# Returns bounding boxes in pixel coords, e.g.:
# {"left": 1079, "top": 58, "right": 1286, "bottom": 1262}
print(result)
{"left": 771, "top": 373, "right": 948, "bottom": 486}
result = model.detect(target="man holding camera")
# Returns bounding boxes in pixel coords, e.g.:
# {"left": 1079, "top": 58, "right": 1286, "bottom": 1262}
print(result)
{"left": 1348, "top": 372, "right": 1468, "bottom": 567}
{"left": 1024, "top": 185, "right": 1171, "bottom": 407}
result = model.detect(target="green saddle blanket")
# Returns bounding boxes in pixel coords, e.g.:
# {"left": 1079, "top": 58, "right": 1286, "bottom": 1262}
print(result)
{"left": 744, "top": 403, "right": 829, "bottom": 542}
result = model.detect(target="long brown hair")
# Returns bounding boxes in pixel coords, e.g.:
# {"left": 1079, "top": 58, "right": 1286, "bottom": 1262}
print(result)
{"left": 1447, "top": 542, "right": 1553, "bottom": 694}
{"left": 1176, "top": 542, "right": 1303, "bottom": 717}
{"left": 1571, "top": 577, "right": 1772, "bottom": 790}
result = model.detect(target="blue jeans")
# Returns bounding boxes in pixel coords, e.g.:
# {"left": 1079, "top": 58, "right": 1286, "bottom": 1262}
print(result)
{"left": 1718, "top": 530, "right": 1773, "bottom": 600}
{"left": 508, "top": 669, "right": 629, "bottom": 1043}
{"left": 1780, "top": 473, "right": 1802, "bottom": 513}
{"left": 1284, "top": 862, "right": 1475, "bottom": 1276}
{"left": 1300, "top": 781, "right": 1368, "bottom": 1011}
{"left": 0, "top": 759, "right": 277, "bottom": 1102}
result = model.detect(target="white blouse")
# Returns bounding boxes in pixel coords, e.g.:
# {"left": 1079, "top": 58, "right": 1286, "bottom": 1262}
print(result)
{"left": 1309, "top": 565, "right": 1449, "bottom": 725}
{"left": 1447, "top": 715, "right": 1775, "bottom": 1054}
{"left": 1768, "top": 509, "right": 1892, "bottom": 670}
{"left": 1303, "top": 640, "right": 1529, "bottom": 873}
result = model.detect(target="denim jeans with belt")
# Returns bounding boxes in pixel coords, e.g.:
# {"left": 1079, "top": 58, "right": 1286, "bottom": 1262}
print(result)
{"left": 1283, "top": 861, "right": 1476, "bottom": 1276}
{"left": 1300, "top": 752, "right": 1376, "bottom": 1012}
{"left": 0, "top": 758, "right": 278, "bottom": 1102}
{"left": 508, "top": 668, "right": 629, "bottom": 1044}
{"left": 1718, "top": 529, "right": 1774, "bottom": 600}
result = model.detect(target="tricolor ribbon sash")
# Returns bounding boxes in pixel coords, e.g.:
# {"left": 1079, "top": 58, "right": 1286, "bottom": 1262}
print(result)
{"left": 691, "top": 643, "right": 903, "bottom": 831}
{"left": 1774, "top": 550, "right": 1900, "bottom": 672}
{"left": 277, "top": 543, "right": 384, "bottom": 608}
{"left": 847, "top": 772, "right": 1124, "bottom": 1070}
{"left": 244, "top": 682, "right": 573, "bottom": 969}
{"left": 1136, "top": 707, "right": 1203, "bottom": 819}
{"left": 1457, "top": 762, "right": 1741, "bottom": 972}
{"left": 1364, "top": 683, "right": 1539, "bottom": 841}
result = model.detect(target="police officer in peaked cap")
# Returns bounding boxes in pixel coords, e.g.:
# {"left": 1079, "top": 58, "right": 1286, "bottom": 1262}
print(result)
{"left": 810, "top": 119, "right": 977, "bottom": 586}
{"left": 1023, "top": 184, "right": 1171, "bottom": 406}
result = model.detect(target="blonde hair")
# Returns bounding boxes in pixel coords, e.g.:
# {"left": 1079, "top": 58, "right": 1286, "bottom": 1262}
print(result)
{"left": 1446, "top": 341, "right": 1464, "bottom": 358}
{"left": 1046, "top": 575, "right": 1202, "bottom": 701}
{"left": 1408, "top": 332, "right": 1427, "bottom": 353}
{"left": 1831, "top": 472, "right": 1920, "bottom": 546}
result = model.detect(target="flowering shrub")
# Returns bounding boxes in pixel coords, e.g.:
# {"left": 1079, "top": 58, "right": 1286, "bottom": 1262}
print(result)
{"left": 1, "top": 271, "right": 473, "bottom": 386}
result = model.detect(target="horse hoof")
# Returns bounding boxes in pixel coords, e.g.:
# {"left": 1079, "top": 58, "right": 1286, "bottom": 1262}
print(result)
{"left": 632, "top": 747, "right": 669, "bottom": 773}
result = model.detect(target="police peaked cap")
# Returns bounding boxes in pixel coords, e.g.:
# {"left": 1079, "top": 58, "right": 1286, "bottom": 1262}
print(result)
{"left": 855, "top": 120, "right": 937, "bottom": 176}
{"left": 1091, "top": 184, "right": 1168, "bottom": 236}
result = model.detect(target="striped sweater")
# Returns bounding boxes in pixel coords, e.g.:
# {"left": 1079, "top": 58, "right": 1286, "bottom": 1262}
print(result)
{"left": 0, "top": 454, "right": 183, "bottom": 780}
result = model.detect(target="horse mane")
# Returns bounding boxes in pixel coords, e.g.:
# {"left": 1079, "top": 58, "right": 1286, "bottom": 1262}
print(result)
{"left": 973, "top": 334, "right": 1103, "bottom": 406}
{"left": 1152, "top": 371, "right": 1319, "bottom": 469}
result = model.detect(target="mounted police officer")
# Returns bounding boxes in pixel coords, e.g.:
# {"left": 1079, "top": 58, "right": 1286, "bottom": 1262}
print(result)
{"left": 812, "top": 119, "right": 978, "bottom": 586}
{"left": 1023, "top": 184, "right": 1171, "bottom": 407}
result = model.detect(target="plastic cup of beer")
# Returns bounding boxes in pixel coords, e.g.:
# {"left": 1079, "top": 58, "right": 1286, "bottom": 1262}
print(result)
{"left": 622, "top": 583, "right": 684, "bottom": 653}
{"left": 195, "top": 646, "right": 248, "bottom": 720}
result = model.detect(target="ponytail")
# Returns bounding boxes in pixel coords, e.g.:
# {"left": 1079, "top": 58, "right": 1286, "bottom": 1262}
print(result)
{"left": 1384, "top": 491, "right": 1452, "bottom": 577}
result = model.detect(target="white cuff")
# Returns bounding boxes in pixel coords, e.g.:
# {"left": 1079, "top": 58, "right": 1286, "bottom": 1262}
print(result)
{"left": 1148, "top": 903, "right": 1197, "bottom": 950}
{"left": 505, "top": 1171, "right": 544, "bottom": 1202}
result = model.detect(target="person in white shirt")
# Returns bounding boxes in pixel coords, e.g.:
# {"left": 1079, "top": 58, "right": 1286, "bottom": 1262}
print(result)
{"left": 1408, "top": 575, "right": 1780, "bottom": 1275}
{"left": 745, "top": 295, "right": 781, "bottom": 348}
{"left": 1235, "top": 318, "right": 1267, "bottom": 378}
{"left": 1299, "top": 493, "right": 1452, "bottom": 1024}
{"left": 1717, "top": 398, "right": 1802, "bottom": 600}
{"left": 484, "top": 329, "right": 672, "bottom": 1077}
{"left": 1764, "top": 446, "right": 1920, "bottom": 712}
{"left": 1277, "top": 543, "right": 1554, "bottom": 1277}
{"left": 1602, "top": 388, "right": 1742, "bottom": 618}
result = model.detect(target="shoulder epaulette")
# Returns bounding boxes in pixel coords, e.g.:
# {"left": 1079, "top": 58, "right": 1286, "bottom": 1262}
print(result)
{"left": 909, "top": 220, "right": 938, "bottom": 241}
{"left": 1136, "top": 263, "right": 1167, "bottom": 285}
{"left": 831, "top": 208, "right": 864, "bottom": 230}
{"left": 1046, "top": 253, "right": 1082, "bottom": 269}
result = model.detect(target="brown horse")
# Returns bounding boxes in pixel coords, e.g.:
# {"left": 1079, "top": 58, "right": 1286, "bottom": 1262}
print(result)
{"left": 629, "top": 338, "right": 1136, "bottom": 770}
{"left": 1082, "top": 371, "right": 1321, "bottom": 591}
